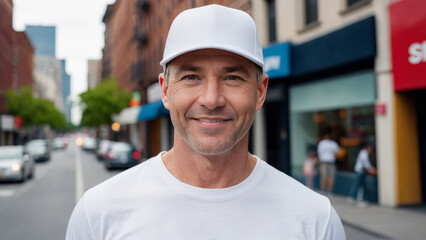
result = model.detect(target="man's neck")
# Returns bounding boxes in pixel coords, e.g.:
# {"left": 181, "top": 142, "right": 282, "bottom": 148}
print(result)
{"left": 161, "top": 137, "right": 256, "bottom": 189}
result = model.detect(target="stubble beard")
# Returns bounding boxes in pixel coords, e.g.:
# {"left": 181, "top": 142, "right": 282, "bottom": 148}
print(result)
{"left": 174, "top": 108, "right": 254, "bottom": 156}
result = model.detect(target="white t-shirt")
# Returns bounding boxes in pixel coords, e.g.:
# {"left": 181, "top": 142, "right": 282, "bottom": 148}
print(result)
{"left": 317, "top": 139, "right": 340, "bottom": 163}
{"left": 354, "top": 149, "right": 372, "bottom": 173}
{"left": 66, "top": 153, "right": 346, "bottom": 240}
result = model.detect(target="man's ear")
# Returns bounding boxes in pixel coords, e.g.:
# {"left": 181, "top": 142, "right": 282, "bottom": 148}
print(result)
{"left": 159, "top": 73, "right": 170, "bottom": 110}
{"left": 256, "top": 74, "right": 268, "bottom": 111}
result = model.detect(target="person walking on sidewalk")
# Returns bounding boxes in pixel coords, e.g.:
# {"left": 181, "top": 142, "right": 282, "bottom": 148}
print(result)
{"left": 317, "top": 134, "right": 340, "bottom": 195}
{"left": 348, "top": 142, "right": 377, "bottom": 206}
{"left": 66, "top": 4, "right": 346, "bottom": 239}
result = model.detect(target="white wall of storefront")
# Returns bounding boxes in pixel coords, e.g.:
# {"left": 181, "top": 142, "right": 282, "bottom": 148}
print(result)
{"left": 373, "top": 0, "right": 396, "bottom": 207}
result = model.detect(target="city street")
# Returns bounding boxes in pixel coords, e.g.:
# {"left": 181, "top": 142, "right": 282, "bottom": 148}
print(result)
{"left": 0, "top": 140, "right": 119, "bottom": 240}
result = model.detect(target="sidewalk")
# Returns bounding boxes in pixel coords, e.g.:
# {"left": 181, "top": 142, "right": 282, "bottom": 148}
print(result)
{"left": 328, "top": 193, "right": 426, "bottom": 240}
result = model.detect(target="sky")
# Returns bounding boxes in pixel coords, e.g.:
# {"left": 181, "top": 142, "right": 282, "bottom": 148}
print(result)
{"left": 13, "top": 0, "right": 116, "bottom": 125}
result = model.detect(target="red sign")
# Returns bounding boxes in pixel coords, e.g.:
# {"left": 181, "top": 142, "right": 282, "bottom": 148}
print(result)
{"left": 375, "top": 104, "right": 386, "bottom": 116}
{"left": 14, "top": 115, "right": 23, "bottom": 128}
{"left": 389, "top": 0, "right": 426, "bottom": 91}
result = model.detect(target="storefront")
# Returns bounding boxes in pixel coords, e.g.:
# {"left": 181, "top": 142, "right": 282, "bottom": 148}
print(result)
{"left": 289, "top": 16, "right": 378, "bottom": 201}
{"left": 389, "top": 0, "right": 426, "bottom": 204}
{"left": 137, "top": 83, "right": 172, "bottom": 158}
{"left": 261, "top": 42, "right": 291, "bottom": 174}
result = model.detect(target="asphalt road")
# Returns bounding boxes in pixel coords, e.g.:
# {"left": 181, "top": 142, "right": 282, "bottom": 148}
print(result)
{"left": 0, "top": 140, "right": 383, "bottom": 240}
{"left": 0, "top": 142, "right": 118, "bottom": 240}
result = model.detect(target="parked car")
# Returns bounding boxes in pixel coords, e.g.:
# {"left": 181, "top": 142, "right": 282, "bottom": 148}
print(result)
{"left": 104, "top": 142, "right": 141, "bottom": 170}
{"left": 52, "top": 137, "right": 67, "bottom": 150}
{"left": 81, "top": 137, "right": 97, "bottom": 152}
{"left": 96, "top": 140, "right": 111, "bottom": 160}
{"left": 25, "top": 139, "right": 51, "bottom": 162}
{"left": 0, "top": 145, "right": 35, "bottom": 182}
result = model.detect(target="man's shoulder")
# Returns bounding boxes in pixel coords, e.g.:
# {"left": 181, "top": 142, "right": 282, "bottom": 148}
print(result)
{"left": 261, "top": 160, "right": 331, "bottom": 208}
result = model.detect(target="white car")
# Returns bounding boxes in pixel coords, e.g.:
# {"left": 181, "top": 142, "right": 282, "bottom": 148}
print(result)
{"left": 96, "top": 140, "right": 111, "bottom": 160}
{"left": 81, "top": 137, "right": 97, "bottom": 152}
{"left": 0, "top": 145, "right": 35, "bottom": 182}
{"left": 53, "top": 137, "right": 67, "bottom": 149}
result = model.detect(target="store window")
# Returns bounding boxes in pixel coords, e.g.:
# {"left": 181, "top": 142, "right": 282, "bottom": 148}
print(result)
{"left": 305, "top": 0, "right": 318, "bottom": 26}
{"left": 291, "top": 106, "right": 376, "bottom": 176}
{"left": 289, "top": 71, "right": 377, "bottom": 178}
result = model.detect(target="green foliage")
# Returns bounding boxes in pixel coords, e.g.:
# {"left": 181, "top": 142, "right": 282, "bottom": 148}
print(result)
{"left": 58, "top": 121, "right": 80, "bottom": 133}
{"left": 79, "top": 77, "right": 132, "bottom": 128}
{"left": 5, "top": 86, "right": 66, "bottom": 130}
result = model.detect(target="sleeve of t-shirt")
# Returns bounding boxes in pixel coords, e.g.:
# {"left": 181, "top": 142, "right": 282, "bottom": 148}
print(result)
{"left": 322, "top": 206, "right": 346, "bottom": 240}
{"left": 65, "top": 197, "right": 96, "bottom": 240}
{"left": 333, "top": 142, "right": 340, "bottom": 153}
{"left": 362, "top": 151, "right": 372, "bottom": 170}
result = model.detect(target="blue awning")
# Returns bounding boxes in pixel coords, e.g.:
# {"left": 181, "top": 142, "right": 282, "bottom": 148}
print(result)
{"left": 137, "top": 101, "right": 169, "bottom": 121}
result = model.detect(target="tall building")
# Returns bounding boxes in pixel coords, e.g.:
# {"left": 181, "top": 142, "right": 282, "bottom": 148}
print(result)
{"left": 87, "top": 59, "right": 101, "bottom": 89}
{"left": 60, "top": 60, "right": 71, "bottom": 121}
{"left": 25, "top": 25, "right": 56, "bottom": 57}
{"left": 25, "top": 25, "right": 63, "bottom": 112}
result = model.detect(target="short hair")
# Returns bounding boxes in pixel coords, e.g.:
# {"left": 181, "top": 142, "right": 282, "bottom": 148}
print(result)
{"left": 360, "top": 142, "right": 374, "bottom": 149}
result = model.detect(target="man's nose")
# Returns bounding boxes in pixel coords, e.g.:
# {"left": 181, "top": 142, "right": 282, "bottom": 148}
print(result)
{"left": 198, "top": 78, "right": 226, "bottom": 109}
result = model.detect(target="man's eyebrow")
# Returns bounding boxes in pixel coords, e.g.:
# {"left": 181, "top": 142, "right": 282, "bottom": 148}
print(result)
{"left": 223, "top": 65, "right": 250, "bottom": 77}
{"left": 176, "top": 64, "right": 201, "bottom": 73}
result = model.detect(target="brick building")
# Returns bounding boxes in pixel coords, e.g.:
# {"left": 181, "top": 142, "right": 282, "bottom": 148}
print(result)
{"left": 13, "top": 32, "right": 34, "bottom": 91}
{"left": 0, "top": 0, "right": 34, "bottom": 113}
{"left": 0, "top": 0, "right": 15, "bottom": 114}
{"left": 0, "top": 0, "right": 34, "bottom": 145}
{"left": 101, "top": 1, "right": 140, "bottom": 92}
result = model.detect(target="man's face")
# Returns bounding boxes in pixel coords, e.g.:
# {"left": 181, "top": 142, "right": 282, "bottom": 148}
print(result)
{"left": 159, "top": 49, "right": 268, "bottom": 156}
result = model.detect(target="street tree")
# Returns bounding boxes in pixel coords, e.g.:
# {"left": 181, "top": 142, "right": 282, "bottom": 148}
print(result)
{"left": 79, "top": 77, "right": 132, "bottom": 128}
{"left": 5, "top": 86, "right": 66, "bottom": 130}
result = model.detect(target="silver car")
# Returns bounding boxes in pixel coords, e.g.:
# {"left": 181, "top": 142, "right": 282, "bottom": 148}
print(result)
{"left": 0, "top": 146, "right": 35, "bottom": 182}
{"left": 25, "top": 139, "right": 51, "bottom": 162}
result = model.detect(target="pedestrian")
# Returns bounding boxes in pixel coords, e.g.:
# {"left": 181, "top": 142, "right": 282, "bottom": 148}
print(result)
{"left": 303, "top": 149, "right": 318, "bottom": 189}
{"left": 317, "top": 134, "right": 340, "bottom": 195}
{"left": 66, "top": 4, "right": 346, "bottom": 239}
{"left": 348, "top": 142, "right": 377, "bottom": 207}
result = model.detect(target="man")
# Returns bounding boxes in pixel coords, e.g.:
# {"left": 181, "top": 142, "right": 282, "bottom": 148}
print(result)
{"left": 348, "top": 143, "right": 376, "bottom": 207}
{"left": 317, "top": 134, "right": 340, "bottom": 194}
{"left": 66, "top": 5, "right": 346, "bottom": 239}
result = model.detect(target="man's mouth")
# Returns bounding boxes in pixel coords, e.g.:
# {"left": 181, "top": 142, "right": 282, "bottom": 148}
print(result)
{"left": 196, "top": 118, "right": 230, "bottom": 123}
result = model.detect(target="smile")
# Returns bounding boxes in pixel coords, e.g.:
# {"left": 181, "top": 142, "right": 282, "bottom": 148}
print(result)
{"left": 197, "top": 119, "right": 230, "bottom": 123}
{"left": 191, "top": 117, "right": 232, "bottom": 128}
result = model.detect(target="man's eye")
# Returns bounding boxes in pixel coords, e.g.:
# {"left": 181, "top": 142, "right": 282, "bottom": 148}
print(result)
{"left": 225, "top": 75, "right": 242, "bottom": 81}
{"left": 182, "top": 75, "right": 199, "bottom": 80}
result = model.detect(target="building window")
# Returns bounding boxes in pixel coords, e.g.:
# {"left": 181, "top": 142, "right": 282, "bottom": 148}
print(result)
{"left": 347, "top": 0, "right": 364, "bottom": 7}
{"left": 340, "top": 0, "right": 372, "bottom": 14}
{"left": 266, "top": 0, "right": 276, "bottom": 43}
{"left": 305, "top": 0, "right": 318, "bottom": 26}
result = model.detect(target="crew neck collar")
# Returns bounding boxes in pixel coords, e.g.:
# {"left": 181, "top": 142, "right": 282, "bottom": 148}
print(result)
{"left": 156, "top": 152, "right": 265, "bottom": 201}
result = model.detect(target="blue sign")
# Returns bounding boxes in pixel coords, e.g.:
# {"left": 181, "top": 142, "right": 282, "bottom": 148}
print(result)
{"left": 263, "top": 42, "right": 291, "bottom": 79}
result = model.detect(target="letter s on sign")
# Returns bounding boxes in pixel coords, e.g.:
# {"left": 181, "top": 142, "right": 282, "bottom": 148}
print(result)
{"left": 409, "top": 43, "right": 422, "bottom": 64}
{"left": 408, "top": 41, "right": 426, "bottom": 65}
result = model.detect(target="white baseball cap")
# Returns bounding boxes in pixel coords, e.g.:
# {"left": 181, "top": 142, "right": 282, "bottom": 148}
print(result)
{"left": 160, "top": 4, "right": 264, "bottom": 69}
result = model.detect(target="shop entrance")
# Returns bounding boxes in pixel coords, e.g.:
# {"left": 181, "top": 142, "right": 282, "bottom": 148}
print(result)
{"left": 415, "top": 90, "right": 426, "bottom": 203}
